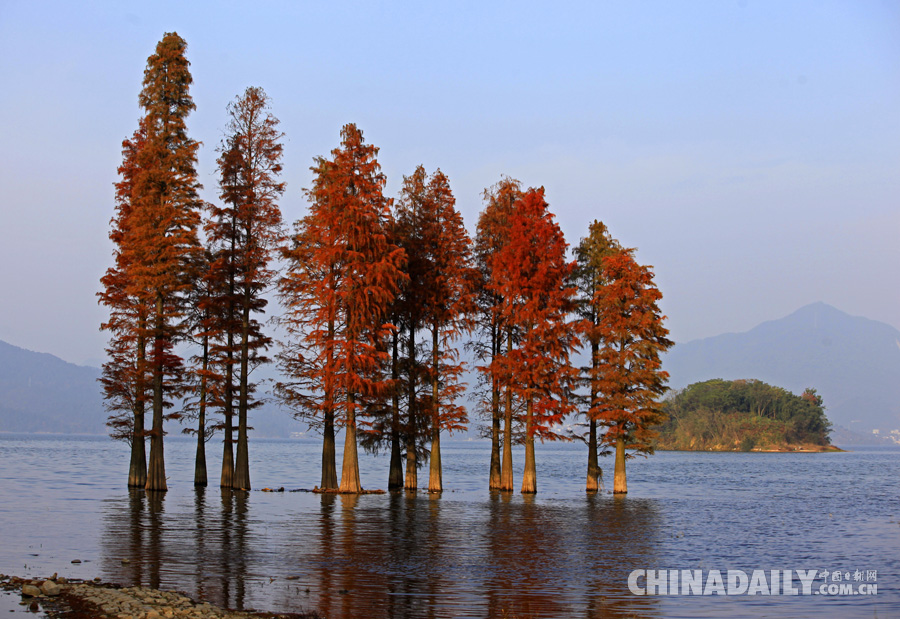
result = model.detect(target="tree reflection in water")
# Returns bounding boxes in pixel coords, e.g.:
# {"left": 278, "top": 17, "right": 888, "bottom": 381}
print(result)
{"left": 100, "top": 489, "right": 662, "bottom": 618}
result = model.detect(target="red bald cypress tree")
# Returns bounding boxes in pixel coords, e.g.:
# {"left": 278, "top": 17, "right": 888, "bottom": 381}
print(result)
{"left": 488, "top": 188, "right": 579, "bottom": 494}
{"left": 392, "top": 168, "right": 429, "bottom": 491}
{"left": 99, "top": 121, "right": 151, "bottom": 488}
{"left": 394, "top": 166, "right": 476, "bottom": 492}
{"left": 573, "top": 220, "right": 621, "bottom": 492}
{"left": 278, "top": 124, "right": 405, "bottom": 493}
{"left": 212, "top": 87, "right": 285, "bottom": 491}
{"left": 113, "top": 33, "right": 203, "bottom": 492}
{"left": 473, "top": 177, "right": 522, "bottom": 491}
{"left": 277, "top": 212, "right": 341, "bottom": 490}
{"left": 591, "top": 248, "right": 672, "bottom": 494}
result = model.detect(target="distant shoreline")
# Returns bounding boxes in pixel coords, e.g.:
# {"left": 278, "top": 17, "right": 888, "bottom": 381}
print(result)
{"left": 656, "top": 444, "right": 844, "bottom": 453}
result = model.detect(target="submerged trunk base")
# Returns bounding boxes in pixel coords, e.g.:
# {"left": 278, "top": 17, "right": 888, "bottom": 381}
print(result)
{"left": 613, "top": 434, "right": 627, "bottom": 494}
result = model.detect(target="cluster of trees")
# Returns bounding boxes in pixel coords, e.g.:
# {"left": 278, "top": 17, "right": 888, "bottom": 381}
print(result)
{"left": 99, "top": 34, "right": 284, "bottom": 492}
{"left": 99, "top": 33, "right": 672, "bottom": 496}
{"left": 657, "top": 379, "right": 833, "bottom": 451}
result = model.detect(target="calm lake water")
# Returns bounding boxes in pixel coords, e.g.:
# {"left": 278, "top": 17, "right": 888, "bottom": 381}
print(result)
{"left": 0, "top": 433, "right": 897, "bottom": 618}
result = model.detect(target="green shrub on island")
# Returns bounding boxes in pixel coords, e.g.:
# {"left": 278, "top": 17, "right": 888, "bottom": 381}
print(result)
{"left": 656, "top": 379, "right": 834, "bottom": 451}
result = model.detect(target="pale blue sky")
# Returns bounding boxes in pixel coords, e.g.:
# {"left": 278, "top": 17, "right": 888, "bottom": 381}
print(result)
{"left": 1, "top": 1, "right": 897, "bottom": 365}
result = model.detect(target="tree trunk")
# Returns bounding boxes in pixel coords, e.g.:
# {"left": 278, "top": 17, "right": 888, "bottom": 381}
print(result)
{"left": 220, "top": 346, "right": 234, "bottom": 488}
{"left": 233, "top": 304, "right": 251, "bottom": 491}
{"left": 490, "top": 402, "right": 501, "bottom": 489}
{"left": 586, "top": 419, "right": 600, "bottom": 492}
{"left": 488, "top": 323, "right": 501, "bottom": 490}
{"left": 404, "top": 324, "right": 418, "bottom": 491}
{"left": 146, "top": 297, "right": 167, "bottom": 492}
{"left": 429, "top": 428, "right": 442, "bottom": 492}
{"left": 220, "top": 419, "right": 234, "bottom": 489}
{"left": 129, "top": 331, "right": 147, "bottom": 487}
{"left": 587, "top": 340, "right": 600, "bottom": 492}
{"left": 388, "top": 331, "right": 403, "bottom": 490}
{"left": 321, "top": 410, "right": 337, "bottom": 489}
{"left": 521, "top": 396, "right": 536, "bottom": 494}
{"left": 195, "top": 426, "right": 207, "bottom": 487}
{"left": 614, "top": 431, "right": 627, "bottom": 494}
{"left": 499, "top": 333, "right": 514, "bottom": 492}
{"left": 321, "top": 317, "right": 337, "bottom": 489}
{"left": 221, "top": 238, "right": 237, "bottom": 489}
{"left": 129, "top": 405, "right": 147, "bottom": 487}
{"left": 428, "top": 327, "right": 442, "bottom": 493}
{"left": 339, "top": 392, "right": 362, "bottom": 493}
{"left": 195, "top": 334, "right": 209, "bottom": 487}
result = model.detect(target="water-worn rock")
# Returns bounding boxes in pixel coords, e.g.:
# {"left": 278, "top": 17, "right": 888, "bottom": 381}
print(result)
{"left": 5, "top": 573, "right": 322, "bottom": 618}
{"left": 21, "top": 583, "right": 41, "bottom": 597}
{"left": 41, "top": 579, "right": 61, "bottom": 596}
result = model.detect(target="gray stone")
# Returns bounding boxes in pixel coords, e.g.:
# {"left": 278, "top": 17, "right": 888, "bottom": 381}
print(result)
{"left": 41, "top": 580, "right": 61, "bottom": 596}
{"left": 21, "top": 584, "right": 41, "bottom": 597}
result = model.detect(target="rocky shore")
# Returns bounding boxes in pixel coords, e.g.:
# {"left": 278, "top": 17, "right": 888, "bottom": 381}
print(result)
{"left": 0, "top": 574, "right": 321, "bottom": 619}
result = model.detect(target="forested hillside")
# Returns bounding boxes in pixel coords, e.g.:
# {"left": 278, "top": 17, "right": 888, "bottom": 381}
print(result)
{"left": 663, "top": 303, "right": 900, "bottom": 433}
{"left": 656, "top": 379, "right": 835, "bottom": 452}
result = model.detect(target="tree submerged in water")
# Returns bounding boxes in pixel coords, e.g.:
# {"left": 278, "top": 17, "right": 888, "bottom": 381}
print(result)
{"left": 100, "top": 32, "right": 203, "bottom": 493}
{"left": 100, "top": 35, "right": 679, "bottom": 495}
{"left": 209, "top": 86, "right": 285, "bottom": 491}
{"left": 487, "top": 187, "right": 580, "bottom": 494}
{"left": 277, "top": 124, "right": 405, "bottom": 494}
{"left": 586, "top": 247, "right": 673, "bottom": 494}
{"left": 472, "top": 176, "right": 523, "bottom": 492}
{"left": 572, "top": 220, "right": 621, "bottom": 493}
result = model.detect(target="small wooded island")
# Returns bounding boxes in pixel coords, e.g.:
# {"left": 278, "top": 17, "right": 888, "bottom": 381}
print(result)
{"left": 655, "top": 379, "right": 840, "bottom": 452}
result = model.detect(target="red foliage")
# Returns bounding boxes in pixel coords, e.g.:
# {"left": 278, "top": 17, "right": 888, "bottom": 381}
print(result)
{"left": 278, "top": 124, "right": 406, "bottom": 492}
{"left": 99, "top": 122, "right": 151, "bottom": 445}
{"left": 395, "top": 167, "right": 476, "bottom": 434}
{"left": 206, "top": 86, "right": 285, "bottom": 490}
{"left": 473, "top": 177, "right": 524, "bottom": 489}
{"left": 489, "top": 188, "right": 580, "bottom": 440}
{"left": 590, "top": 248, "right": 672, "bottom": 455}
{"left": 122, "top": 32, "right": 203, "bottom": 491}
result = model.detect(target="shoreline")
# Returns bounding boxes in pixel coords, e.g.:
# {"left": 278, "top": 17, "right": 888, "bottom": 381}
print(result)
{"left": 0, "top": 574, "right": 322, "bottom": 619}
{"left": 656, "top": 444, "right": 844, "bottom": 453}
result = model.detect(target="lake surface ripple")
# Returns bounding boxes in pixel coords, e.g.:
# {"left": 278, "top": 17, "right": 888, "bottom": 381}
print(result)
{"left": 0, "top": 434, "right": 897, "bottom": 618}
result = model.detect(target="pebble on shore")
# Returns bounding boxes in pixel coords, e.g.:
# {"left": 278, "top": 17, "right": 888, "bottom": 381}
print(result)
{"left": 0, "top": 573, "right": 321, "bottom": 619}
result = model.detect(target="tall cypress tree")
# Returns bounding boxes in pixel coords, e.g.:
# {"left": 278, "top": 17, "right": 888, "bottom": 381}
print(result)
{"left": 488, "top": 188, "right": 579, "bottom": 494}
{"left": 214, "top": 87, "right": 285, "bottom": 491}
{"left": 279, "top": 124, "right": 405, "bottom": 493}
{"left": 573, "top": 221, "right": 621, "bottom": 492}
{"left": 99, "top": 121, "right": 150, "bottom": 488}
{"left": 394, "top": 166, "right": 476, "bottom": 493}
{"left": 591, "top": 248, "right": 673, "bottom": 494}
{"left": 474, "top": 177, "right": 522, "bottom": 492}
{"left": 124, "top": 32, "right": 203, "bottom": 492}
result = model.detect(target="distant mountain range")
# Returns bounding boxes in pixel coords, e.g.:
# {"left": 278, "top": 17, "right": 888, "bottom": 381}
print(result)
{"left": 663, "top": 302, "right": 900, "bottom": 437}
{"left": 0, "top": 339, "right": 105, "bottom": 433}
{"left": 3, "top": 302, "right": 899, "bottom": 444}
{"left": 0, "top": 340, "right": 295, "bottom": 437}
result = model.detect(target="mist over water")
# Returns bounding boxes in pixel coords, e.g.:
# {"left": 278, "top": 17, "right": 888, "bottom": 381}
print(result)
{"left": 1, "top": 434, "right": 897, "bottom": 618}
